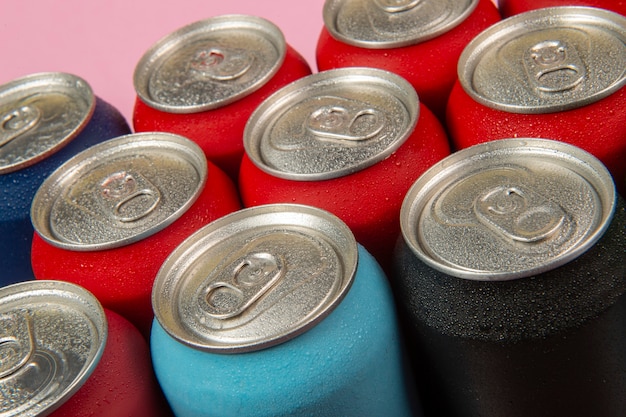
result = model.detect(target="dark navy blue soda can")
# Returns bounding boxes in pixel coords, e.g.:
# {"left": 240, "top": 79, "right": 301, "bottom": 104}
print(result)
{"left": 151, "top": 204, "right": 419, "bottom": 417}
{"left": 0, "top": 72, "right": 130, "bottom": 286}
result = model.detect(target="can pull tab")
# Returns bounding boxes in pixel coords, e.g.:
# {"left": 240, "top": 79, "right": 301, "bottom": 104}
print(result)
{"left": 374, "top": 0, "right": 421, "bottom": 13}
{"left": 98, "top": 171, "right": 161, "bottom": 223}
{"left": 524, "top": 40, "right": 586, "bottom": 93}
{"left": 0, "top": 313, "right": 34, "bottom": 379}
{"left": 475, "top": 185, "right": 567, "bottom": 243}
{"left": 202, "top": 252, "right": 285, "bottom": 319}
{"left": 189, "top": 47, "right": 254, "bottom": 81}
{"left": 0, "top": 105, "right": 41, "bottom": 148}
{"left": 306, "top": 105, "right": 385, "bottom": 143}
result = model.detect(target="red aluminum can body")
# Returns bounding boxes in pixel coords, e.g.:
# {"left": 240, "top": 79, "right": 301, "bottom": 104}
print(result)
{"left": 447, "top": 7, "right": 626, "bottom": 196}
{"left": 30, "top": 134, "right": 241, "bottom": 338}
{"left": 239, "top": 68, "right": 451, "bottom": 272}
{"left": 0, "top": 280, "right": 171, "bottom": 417}
{"left": 498, "top": 0, "right": 626, "bottom": 18}
{"left": 315, "top": 0, "right": 500, "bottom": 120}
{"left": 51, "top": 308, "right": 172, "bottom": 417}
{"left": 132, "top": 15, "right": 312, "bottom": 181}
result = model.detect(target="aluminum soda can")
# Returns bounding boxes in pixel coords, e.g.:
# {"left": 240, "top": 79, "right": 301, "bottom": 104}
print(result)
{"left": 132, "top": 14, "right": 312, "bottom": 181}
{"left": 30, "top": 132, "right": 242, "bottom": 338}
{"left": 0, "top": 280, "right": 172, "bottom": 417}
{"left": 498, "top": 0, "right": 626, "bottom": 18}
{"left": 151, "top": 203, "right": 418, "bottom": 417}
{"left": 0, "top": 72, "right": 130, "bottom": 286}
{"left": 446, "top": 6, "right": 626, "bottom": 196}
{"left": 315, "top": 0, "right": 501, "bottom": 119}
{"left": 392, "top": 138, "right": 626, "bottom": 417}
{"left": 238, "top": 67, "right": 450, "bottom": 273}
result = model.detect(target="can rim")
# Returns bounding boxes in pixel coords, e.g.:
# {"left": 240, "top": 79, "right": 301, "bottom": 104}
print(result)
{"left": 0, "top": 280, "right": 107, "bottom": 417}
{"left": 152, "top": 203, "right": 358, "bottom": 353}
{"left": 400, "top": 138, "right": 617, "bottom": 281}
{"left": 0, "top": 72, "right": 95, "bottom": 174}
{"left": 30, "top": 132, "right": 208, "bottom": 251}
{"left": 133, "top": 14, "right": 287, "bottom": 113}
{"left": 243, "top": 67, "right": 419, "bottom": 181}
{"left": 322, "top": 0, "right": 479, "bottom": 49}
{"left": 458, "top": 6, "right": 626, "bottom": 114}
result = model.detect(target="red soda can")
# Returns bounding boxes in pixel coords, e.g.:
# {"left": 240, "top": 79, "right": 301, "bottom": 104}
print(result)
{"left": 30, "top": 132, "right": 241, "bottom": 338}
{"left": 498, "top": 0, "right": 626, "bottom": 18}
{"left": 239, "top": 67, "right": 451, "bottom": 272}
{"left": 0, "top": 72, "right": 130, "bottom": 286}
{"left": 0, "top": 280, "right": 171, "bottom": 416}
{"left": 315, "top": 0, "right": 501, "bottom": 120}
{"left": 132, "top": 14, "right": 312, "bottom": 181}
{"left": 446, "top": 6, "right": 626, "bottom": 196}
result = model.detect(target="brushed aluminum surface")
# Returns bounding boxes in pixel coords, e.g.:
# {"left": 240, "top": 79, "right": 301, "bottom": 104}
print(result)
{"left": 31, "top": 132, "right": 207, "bottom": 251}
{"left": 0, "top": 72, "right": 95, "bottom": 174}
{"left": 400, "top": 138, "right": 616, "bottom": 280}
{"left": 152, "top": 204, "right": 358, "bottom": 353}
{"left": 134, "top": 14, "right": 286, "bottom": 113}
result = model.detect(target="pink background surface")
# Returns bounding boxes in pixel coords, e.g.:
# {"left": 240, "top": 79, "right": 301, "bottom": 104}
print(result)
{"left": 3, "top": 1, "right": 501, "bottom": 123}
{"left": 2, "top": 1, "right": 327, "bottom": 123}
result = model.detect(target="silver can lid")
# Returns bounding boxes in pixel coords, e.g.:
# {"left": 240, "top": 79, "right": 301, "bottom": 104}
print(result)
{"left": 322, "top": 0, "right": 479, "bottom": 48}
{"left": 31, "top": 132, "right": 207, "bottom": 251}
{"left": 459, "top": 7, "right": 626, "bottom": 114}
{"left": 244, "top": 67, "right": 419, "bottom": 181}
{"left": 400, "top": 138, "right": 616, "bottom": 281}
{"left": 0, "top": 72, "right": 95, "bottom": 174}
{"left": 0, "top": 280, "right": 107, "bottom": 417}
{"left": 133, "top": 14, "right": 286, "bottom": 113}
{"left": 152, "top": 204, "right": 358, "bottom": 353}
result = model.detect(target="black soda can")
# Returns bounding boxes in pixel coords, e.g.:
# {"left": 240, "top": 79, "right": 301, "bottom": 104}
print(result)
{"left": 392, "top": 138, "right": 626, "bottom": 417}
{"left": 0, "top": 72, "right": 130, "bottom": 285}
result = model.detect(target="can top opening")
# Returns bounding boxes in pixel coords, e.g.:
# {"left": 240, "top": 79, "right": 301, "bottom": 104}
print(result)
{"left": 133, "top": 14, "right": 286, "bottom": 113}
{"left": 458, "top": 7, "right": 626, "bottom": 114}
{"left": 0, "top": 72, "right": 95, "bottom": 174}
{"left": 0, "top": 280, "right": 107, "bottom": 417}
{"left": 400, "top": 138, "right": 616, "bottom": 281}
{"left": 31, "top": 132, "right": 207, "bottom": 251}
{"left": 152, "top": 204, "right": 358, "bottom": 353}
{"left": 323, "top": 0, "right": 479, "bottom": 48}
{"left": 244, "top": 67, "right": 419, "bottom": 181}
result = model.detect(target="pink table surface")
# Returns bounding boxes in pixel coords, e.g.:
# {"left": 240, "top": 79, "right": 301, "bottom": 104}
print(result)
{"left": 2, "top": 1, "right": 326, "bottom": 123}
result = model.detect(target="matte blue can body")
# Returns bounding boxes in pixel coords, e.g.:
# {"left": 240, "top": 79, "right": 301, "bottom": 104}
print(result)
{"left": 0, "top": 97, "right": 130, "bottom": 286}
{"left": 151, "top": 244, "right": 419, "bottom": 417}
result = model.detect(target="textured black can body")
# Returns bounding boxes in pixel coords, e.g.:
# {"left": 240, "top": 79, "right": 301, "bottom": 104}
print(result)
{"left": 393, "top": 200, "right": 626, "bottom": 417}
{"left": 392, "top": 139, "right": 626, "bottom": 417}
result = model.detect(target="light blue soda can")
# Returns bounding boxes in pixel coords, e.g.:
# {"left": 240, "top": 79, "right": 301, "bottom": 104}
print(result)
{"left": 150, "top": 204, "right": 418, "bottom": 417}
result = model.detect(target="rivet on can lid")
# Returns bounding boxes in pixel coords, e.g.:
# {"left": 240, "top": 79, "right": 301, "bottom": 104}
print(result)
{"left": 0, "top": 280, "right": 107, "bottom": 417}
{"left": 133, "top": 14, "right": 287, "bottom": 113}
{"left": 244, "top": 67, "right": 419, "bottom": 181}
{"left": 458, "top": 7, "right": 626, "bottom": 113}
{"left": 31, "top": 132, "right": 207, "bottom": 251}
{"left": 400, "top": 138, "right": 616, "bottom": 281}
{"left": 152, "top": 204, "right": 358, "bottom": 353}
{"left": 323, "top": 0, "right": 479, "bottom": 48}
{"left": 0, "top": 72, "right": 95, "bottom": 174}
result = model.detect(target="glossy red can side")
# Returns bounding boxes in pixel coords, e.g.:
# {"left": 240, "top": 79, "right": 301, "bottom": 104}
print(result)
{"left": 50, "top": 308, "right": 173, "bottom": 417}
{"left": 446, "top": 80, "right": 626, "bottom": 196}
{"left": 498, "top": 0, "right": 626, "bottom": 18}
{"left": 133, "top": 45, "right": 312, "bottom": 181}
{"left": 315, "top": 0, "right": 501, "bottom": 120}
{"left": 31, "top": 160, "right": 242, "bottom": 339}
{"left": 239, "top": 102, "right": 450, "bottom": 272}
